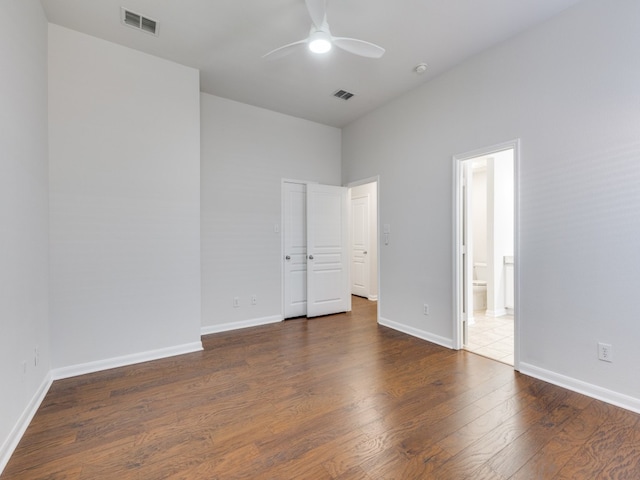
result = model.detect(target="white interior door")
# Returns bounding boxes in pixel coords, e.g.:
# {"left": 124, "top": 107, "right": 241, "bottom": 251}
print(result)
{"left": 306, "top": 184, "right": 350, "bottom": 317}
{"left": 351, "top": 194, "right": 370, "bottom": 298}
{"left": 283, "top": 182, "right": 307, "bottom": 318}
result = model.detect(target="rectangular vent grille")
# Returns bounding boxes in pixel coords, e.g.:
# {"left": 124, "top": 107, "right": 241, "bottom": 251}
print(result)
{"left": 333, "top": 90, "right": 355, "bottom": 101}
{"left": 121, "top": 8, "right": 158, "bottom": 36}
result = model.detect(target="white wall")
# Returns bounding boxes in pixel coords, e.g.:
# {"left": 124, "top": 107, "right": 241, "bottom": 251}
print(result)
{"left": 342, "top": 0, "right": 640, "bottom": 409}
{"left": 486, "top": 151, "right": 514, "bottom": 316}
{"left": 48, "top": 25, "right": 202, "bottom": 373}
{"left": 0, "top": 0, "right": 50, "bottom": 470}
{"left": 201, "top": 93, "right": 341, "bottom": 332}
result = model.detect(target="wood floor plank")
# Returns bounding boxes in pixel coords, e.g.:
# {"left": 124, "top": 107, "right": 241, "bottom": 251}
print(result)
{"left": 432, "top": 403, "right": 546, "bottom": 479}
{"left": 554, "top": 405, "right": 640, "bottom": 479}
{"left": 599, "top": 419, "right": 640, "bottom": 479}
{"left": 2, "top": 296, "right": 640, "bottom": 479}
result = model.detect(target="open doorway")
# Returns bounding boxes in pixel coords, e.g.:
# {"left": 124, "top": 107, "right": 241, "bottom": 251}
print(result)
{"left": 349, "top": 180, "right": 378, "bottom": 301}
{"left": 454, "top": 142, "right": 518, "bottom": 367}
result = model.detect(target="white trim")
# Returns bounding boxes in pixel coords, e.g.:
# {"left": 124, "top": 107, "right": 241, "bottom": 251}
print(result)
{"left": 0, "top": 373, "right": 53, "bottom": 474}
{"left": 519, "top": 362, "right": 640, "bottom": 415}
{"left": 201, "top": 315, "right": 282, "bottom": 336}
{"left": 452, "top": 139, "right": 521, "bottom": 371}
{"left": 346, "top": 176, "right": 379, "bottom": 189}
{"left": 367, "top": 295, "right": 378, "bottom": 301}
{"left": 486, "top": 308, "right": 508, "bottom": 317}
{"left": 51, "top": 342, "right": 203, "bottom": 380}
{"left": 378, "top": 316, "right": 453, "bottom": 349}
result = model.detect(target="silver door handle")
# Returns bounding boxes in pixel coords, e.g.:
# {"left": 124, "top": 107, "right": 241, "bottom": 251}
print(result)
{"left": 363, "top": 251, "right": 368, "bottom": 255}
{"left": 285, "top": 255, "right": 291, "bottom": 260}
{"left": 308, "top": 255, "right": 314, "bottom": 260}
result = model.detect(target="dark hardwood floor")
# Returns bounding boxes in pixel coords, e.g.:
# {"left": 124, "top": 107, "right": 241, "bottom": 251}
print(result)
{"left": 3, "top": 296, "right": 640, "bottom": 479}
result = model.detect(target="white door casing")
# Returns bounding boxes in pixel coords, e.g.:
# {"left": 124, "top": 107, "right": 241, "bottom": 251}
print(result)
{"left": 462, "top": 162, "right": 474, "bottom": 345}
{"left": 351, "top": 194, "right": 370, "bottom": 298}
{"left": 306, "top": 183, "right": 351, "bottom": 317}
{"left": 452, "top": 139, "right": 520, "bottom": 371}
{"left": 283, "top": 182, "right": 307, "bottom": 318}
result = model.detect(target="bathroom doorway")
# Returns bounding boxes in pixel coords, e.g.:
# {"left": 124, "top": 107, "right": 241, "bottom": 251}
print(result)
{"left": 453, "top": 142, "right": 518, "bottom": 367}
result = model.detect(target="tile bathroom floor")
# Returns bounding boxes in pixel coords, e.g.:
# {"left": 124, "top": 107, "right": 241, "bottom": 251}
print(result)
{"left": 466, "top": 311, "right": 514, "bottom": 365}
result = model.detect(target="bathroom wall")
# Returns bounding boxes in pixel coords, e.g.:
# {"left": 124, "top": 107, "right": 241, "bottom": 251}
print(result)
{"left": 486, "top": 150, "right": 514, "bottom": 316}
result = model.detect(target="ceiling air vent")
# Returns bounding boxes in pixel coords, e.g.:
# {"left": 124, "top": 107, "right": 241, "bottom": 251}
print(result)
{"left": 333, "top": 89, "right": 355, "bottom": 101}
{"left": 121, "top": 7, "right": 158, "bottom": 36}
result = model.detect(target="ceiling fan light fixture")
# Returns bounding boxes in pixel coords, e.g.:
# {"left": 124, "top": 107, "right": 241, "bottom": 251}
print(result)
{"left": 308, "top": 31, "right": 332, "bottom": 54}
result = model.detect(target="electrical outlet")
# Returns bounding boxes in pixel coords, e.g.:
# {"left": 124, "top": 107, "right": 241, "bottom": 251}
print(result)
{"left": 423, "top": 304, "right": 429, "bottom": 315}
{"left": 598, "top": 342, "right": 613, "bottom": 362}
{"left": 251, "top": 295, "right": 257, "bottom": 305}
{"left": 233, "top": 297, "right": 240, "bottom": 308}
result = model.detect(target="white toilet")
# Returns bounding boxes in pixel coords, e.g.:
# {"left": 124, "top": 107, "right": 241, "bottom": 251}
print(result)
{"left": 473, "top": 263, "right": 487, "bottom": 311}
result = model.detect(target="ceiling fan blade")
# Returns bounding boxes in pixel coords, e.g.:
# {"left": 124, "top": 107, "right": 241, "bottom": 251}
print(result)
{"left": 333, "top": 37, "right": 385, "bottom": 58}
{"left": 263, "top": 39, "right": 307, "bottom": 59}
{"left": 305, "top": 0, "right": 327, "bottom": 29}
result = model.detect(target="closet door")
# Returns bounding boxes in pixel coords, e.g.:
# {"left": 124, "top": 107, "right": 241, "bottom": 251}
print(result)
{"left": 306, "top": 184, "right": 350, "bottom": 317}
{"left": 283, "top": 182, "right": 307, "bottom": 318}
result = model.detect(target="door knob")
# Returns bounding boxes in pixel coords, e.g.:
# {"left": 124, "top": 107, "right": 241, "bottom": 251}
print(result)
{"left": 285, "top": 255, "right": 291, "bottom": 260}
{"left": 363, "top": 251, "right": 368, "bottom": 255}
{"left": 308, "top": 255, "right": 314, "bottom": 260}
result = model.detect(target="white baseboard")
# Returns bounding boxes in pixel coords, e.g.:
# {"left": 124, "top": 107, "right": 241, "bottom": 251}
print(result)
{"left": 0, "top": 373, "right": 53, "bottom": 474}
{"left": 201, "top": 315, "right": 282, "bottom": 336}
{"left": 519, "top": 362, "right": 640, "bottom": 414}
{"left": 1, "top": 341, "right": 203, "bottom": 475}
{"left": 367, "top": 295, "right": 378, "bottom": 301}
{"left": 52, "top": 341, "right": 203, "bottom": 380}
{"left": 378, "top": 316, "right": 453, "bottom": 349}
{"left": 486, "top": 308, "right": 507, "bottom": 317}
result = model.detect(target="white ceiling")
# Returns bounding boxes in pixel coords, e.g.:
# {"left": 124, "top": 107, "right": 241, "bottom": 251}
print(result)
{"left": 40, "top": 0, "right": 583, "bottom": 127}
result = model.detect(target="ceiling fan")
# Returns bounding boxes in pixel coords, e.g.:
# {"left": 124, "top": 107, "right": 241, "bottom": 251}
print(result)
{"left": 263, "top": 0, "right": 385, "bottom": 59}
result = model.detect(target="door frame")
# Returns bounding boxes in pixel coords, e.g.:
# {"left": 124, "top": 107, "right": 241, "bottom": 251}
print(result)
{"left": 452, "top": 140, "right": 521, "bottom": 370}
{"left": 347, "top": 176, "right": 381, "bottom": 322}
{"left": 281, "top": 177, "right": 381, "bottom": 320}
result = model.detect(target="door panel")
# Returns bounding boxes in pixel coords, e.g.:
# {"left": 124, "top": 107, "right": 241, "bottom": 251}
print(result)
{"left": 283, "top": 183, "right": 307, "bottom": 318}
{"left": 306, "top": 184, "right": 350, "bottom": 317}
{"left": 351, "top": 194, "right": 370, "bottom": 297}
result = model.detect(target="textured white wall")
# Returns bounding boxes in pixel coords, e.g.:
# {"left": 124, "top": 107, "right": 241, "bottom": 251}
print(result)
{"left": 342, "top": 0, "right": 640, "bottom": 407}
{"left": 201, "top": 93, "right": 341, "bottom": 331}
{"left": 48, "top": 25, "right": 202, "bottom": 370}
{"left": 0, "top": 0, "right": 50, "bottom": 469}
